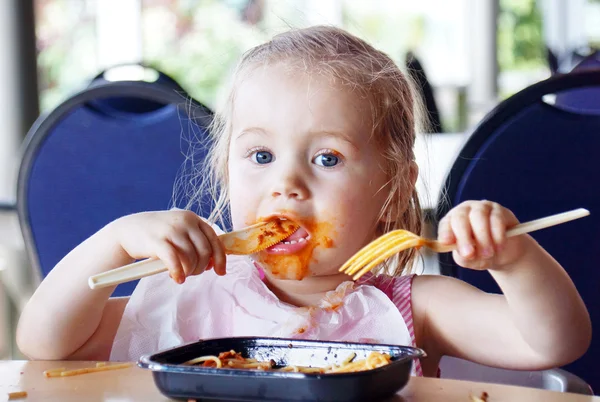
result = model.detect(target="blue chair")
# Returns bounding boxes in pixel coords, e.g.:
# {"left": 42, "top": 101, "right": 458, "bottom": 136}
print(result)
{"left": 436, "top": 70, "right": 600, "bottom": 393}
{"left": 17, "top": 67, "right": 213, "bottom": 297}
{"left": 555, "top": 51, "right": 600, "bottom": 114}
{"left": 88, "top": 63, "right": 188, "bottom": 93}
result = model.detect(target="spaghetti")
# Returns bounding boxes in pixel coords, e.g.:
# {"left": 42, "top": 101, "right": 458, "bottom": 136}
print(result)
{"left": 7, "top": 391, "right": 28, "bottom": 400}
{"left": 184, "top": 350, "right": 391, "bottom": 374}
{"left": 43, "top": 362, "right": 132, "bottom": 378}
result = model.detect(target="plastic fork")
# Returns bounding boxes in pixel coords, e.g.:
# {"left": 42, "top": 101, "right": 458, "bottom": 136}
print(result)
{"left": 340, "top": 208, "right": 590, "bottom": 281}
{"left": 88, "top": 219, "right": 299, "bottom": 289}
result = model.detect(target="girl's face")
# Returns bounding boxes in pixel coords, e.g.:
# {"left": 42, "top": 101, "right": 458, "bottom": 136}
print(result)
{"left": 228, "top": 63, "right": 391, "bottom": 280}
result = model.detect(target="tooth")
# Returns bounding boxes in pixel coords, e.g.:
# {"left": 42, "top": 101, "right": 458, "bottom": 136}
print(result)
{"left": 298, "top": 238, "right": 306, "bottom": 243}
{"left": 288, "top": 240, "right": 298, "bottom": 244}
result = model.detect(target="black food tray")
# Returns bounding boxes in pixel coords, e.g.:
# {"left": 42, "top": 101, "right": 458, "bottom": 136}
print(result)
{"left": 138, "top": 337, "right": 425, "bottom": 402}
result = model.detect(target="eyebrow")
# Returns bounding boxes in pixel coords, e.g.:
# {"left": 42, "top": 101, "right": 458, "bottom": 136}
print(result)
{"left": 234, "top": 127, "right": 269, "bottom": 141}
{"left": 310, "top": 130, "right": 360, "bottom": 151}
{"left": 234, "top": 127, "right": 360, "bottom": 151}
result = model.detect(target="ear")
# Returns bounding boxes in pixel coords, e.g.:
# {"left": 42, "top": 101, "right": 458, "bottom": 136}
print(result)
{"left": 379, "top": 161, "right": 419, "bottom": 224}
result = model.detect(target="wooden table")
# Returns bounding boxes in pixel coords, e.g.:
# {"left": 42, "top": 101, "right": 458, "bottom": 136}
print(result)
{"left": 1, "top": 360, "right": 598, "bottom": 402}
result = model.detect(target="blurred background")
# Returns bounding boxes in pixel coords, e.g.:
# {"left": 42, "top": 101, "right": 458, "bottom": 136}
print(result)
{"left": 0, "top": 0, "right": 599, "bottom": 359}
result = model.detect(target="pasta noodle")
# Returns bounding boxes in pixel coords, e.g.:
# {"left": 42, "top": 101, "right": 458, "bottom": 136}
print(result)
{"left": 7, "top": 391, "right": 27, "bottom": 400}
{"left": 470, "top": 392, "right": 489, "bottom": 402}
{"left": 184, "top": 350, "right": 391, "bottom": 374}
{"left": 43, "top": 363, "right": 133, "bottom": 378}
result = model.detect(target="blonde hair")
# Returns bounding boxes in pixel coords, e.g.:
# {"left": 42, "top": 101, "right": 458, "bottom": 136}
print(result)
{"left": 189, "top": 25, "right": 424, "bottom": 276}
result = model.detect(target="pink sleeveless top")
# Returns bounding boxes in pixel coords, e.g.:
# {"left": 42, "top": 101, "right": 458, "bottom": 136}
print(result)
{"left": 357, "top": 273, "right": 422, "bottom": 376}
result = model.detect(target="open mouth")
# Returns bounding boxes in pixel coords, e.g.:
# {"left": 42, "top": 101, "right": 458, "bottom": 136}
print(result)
{"left": 279, "top": 227, "right": 310, "bottom": 244}
{"left": 266, "top": 224, "right": 311, "bottom": 254}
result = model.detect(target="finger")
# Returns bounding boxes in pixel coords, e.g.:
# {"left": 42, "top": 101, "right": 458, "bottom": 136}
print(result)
{"left": 198, "top": 220, "right": 227, "bottom": 276}
{"left": 167, "top": 233, "right": 200, "bottom": 278}
{"left": 188, "top": 227, "right": 214, "bottom": 276}
{"left": 205, "top": 257, "right": 215, "bottom": 272}
{"left": 155, "top": 243, "right": 185, "bottom": 284}
{"left": 489, "top": 204, "right": 507, "bottom": 249}
{"left": 450, "top": 208, "right": 475, "bottom": 259}
{"left": 452, "top": 250, "right": 472, "bottom": 269}
{"left": 453, "top": 251, "right": 494, "bottom": 271}
{"left": 479, "top": 257, "right": 495, "bottom": 270}
{"left": 437, "top": 214, "right": 456, "bottom": 244}
{"left": 469, "top": 203, "right": 495, "bottom": 259}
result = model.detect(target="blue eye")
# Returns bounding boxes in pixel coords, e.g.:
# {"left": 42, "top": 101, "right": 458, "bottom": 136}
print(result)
{"left": 252, "top": 150, "right": 273, "bottom": 164}
{"left": 314, "top": 153, "right": 339, "bottom": 167}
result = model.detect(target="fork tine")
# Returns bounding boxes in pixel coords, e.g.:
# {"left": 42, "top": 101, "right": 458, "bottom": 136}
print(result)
{"left": 348, "top": 240, "right": 405, "bottom": 279}
{"left": 338, "top": 230, "right": 408, "bottom": 275}
{"left": 341, "top": 236, "right": 412, "bottom": 276}
{"left": 340, "top": 234, "right": 418, "bottom": 277}
{"left": 350, "top": 237, "right": 421, "bottom": 280}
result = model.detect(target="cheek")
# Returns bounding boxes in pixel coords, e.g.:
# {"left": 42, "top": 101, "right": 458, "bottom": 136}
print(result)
{"left": 323, "top": 188, "right": 385, "bottom": 243}
{"left": 228, "top": 164, "right": 257, "bottom": 228}
{"left": 317, "top": 197, "right": 366, "bottom": 241}
{"left": 228, "top": 197, "right": 246, "bottom": 229}
{"left": 229, "top": 195, "right": 257, "bottom": 229}
{"left": 333, "top": 187, "right": 383, "bottom": 219}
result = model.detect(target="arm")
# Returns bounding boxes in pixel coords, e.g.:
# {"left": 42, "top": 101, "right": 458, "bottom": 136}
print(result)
{"left": 17, "top": 210, "right": 226, "bottom": 361}
{"left": 67, "top": 297, "right": 129, "bottom": 361}
{"left": 17, "top": 224, "right": 133, "bottom": 360}
{"left": 412, "top": 201, "right": 591, "bottom": 371}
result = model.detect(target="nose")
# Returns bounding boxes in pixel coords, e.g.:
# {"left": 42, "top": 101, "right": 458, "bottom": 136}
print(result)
{"left": 270, "top": 166, "right": 310, "bottom": 201}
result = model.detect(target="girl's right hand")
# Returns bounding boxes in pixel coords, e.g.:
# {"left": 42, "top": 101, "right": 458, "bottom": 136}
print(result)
{"left": 109, "top": 210, "right": 227, "bottom": 283}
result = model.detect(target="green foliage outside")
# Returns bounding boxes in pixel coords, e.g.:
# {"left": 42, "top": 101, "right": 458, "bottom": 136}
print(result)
{"left": 35, "top": 0, "right": 565, "bottom": 118}
{"left": 497, "top": 0, "right": 546, "bottom": 72}
{"left": 141, "top": 0, "right": 267, "bottom": 108}
{"left": 35, "top": 0, "right": 418, "bottom": 112}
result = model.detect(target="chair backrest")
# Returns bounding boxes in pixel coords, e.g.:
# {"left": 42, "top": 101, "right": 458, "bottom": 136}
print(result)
{"left": 436, "top": 70, "right": 600, "bottom": 392}
{"left": 555, "top": 51, "right": 600, "bottom": 114}
{"left": 88, "top": 63, "right": 187, "bottom": 93}
{"left": 17, "top": 77, "right": 213, "bottom": 297}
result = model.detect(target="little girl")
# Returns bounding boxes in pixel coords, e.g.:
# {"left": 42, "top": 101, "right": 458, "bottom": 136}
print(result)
{"left": 17, "top": 26, "right": 590, "bottom": 377}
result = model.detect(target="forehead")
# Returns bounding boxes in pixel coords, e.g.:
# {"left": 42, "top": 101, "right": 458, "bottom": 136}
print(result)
{"left": 231, "top": 63, "right": 372, "bottom": 136}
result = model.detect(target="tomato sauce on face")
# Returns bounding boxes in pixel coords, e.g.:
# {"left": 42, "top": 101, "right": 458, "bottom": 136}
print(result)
{"left": 255, "top": 219, "right": 336, "bottom": 280}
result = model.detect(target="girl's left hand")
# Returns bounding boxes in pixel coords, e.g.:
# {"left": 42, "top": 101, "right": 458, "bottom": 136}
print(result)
{"left": 437, "top": 200, "right": 528, "bottom": 270}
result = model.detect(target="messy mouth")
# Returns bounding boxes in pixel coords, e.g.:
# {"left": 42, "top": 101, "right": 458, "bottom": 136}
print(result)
{"left": 278, "top": 227, "right": 311, "bottom": 245}
{"left": 254, "top": 216, "right": 335, "bottom": 280}
{"left": 258, "top": 214, "right": 310, "bottom": 245}
{"left": 259, "top": 216, "right": 311, "bottom": 254}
